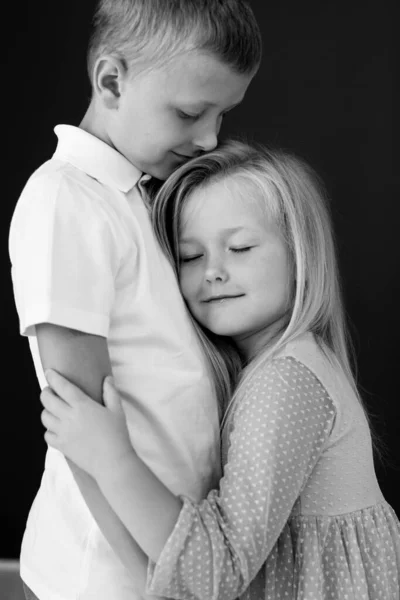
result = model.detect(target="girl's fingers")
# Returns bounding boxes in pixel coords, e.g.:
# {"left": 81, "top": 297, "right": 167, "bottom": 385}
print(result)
{"left": 103, "top": 377, "right": 123, "bottom": 414}
{"left": 41, "top": 408, "right": 60, "bottom": 432}
{"left": 44, "top": 370, "right": 89, "bottom": 407}
{"left": 40, "top": 386, "right": 70, "bottom": 418}
{"left": 44, "top": 429, "right": 59, "bottom": 449}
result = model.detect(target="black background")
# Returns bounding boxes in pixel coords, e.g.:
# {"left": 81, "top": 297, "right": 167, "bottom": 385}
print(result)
{"left": 2, "top": 1, "right": 398, "bottom": 558}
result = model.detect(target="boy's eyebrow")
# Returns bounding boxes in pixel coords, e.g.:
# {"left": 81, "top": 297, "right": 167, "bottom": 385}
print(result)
{"left": 207, "top": 100, "right": 242, "bottom": 110}
{"left": 182, "top": 100, "right": 242, "bottom": 111}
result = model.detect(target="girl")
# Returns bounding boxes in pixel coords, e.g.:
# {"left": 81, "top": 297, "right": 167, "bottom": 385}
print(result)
{"left": 40, "top": 141, "right": 400, "bottom": 599}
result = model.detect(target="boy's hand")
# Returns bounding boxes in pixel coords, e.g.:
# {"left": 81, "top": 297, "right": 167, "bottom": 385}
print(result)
{"left": 40, "top": 370, "right": 134, "bottom": 481}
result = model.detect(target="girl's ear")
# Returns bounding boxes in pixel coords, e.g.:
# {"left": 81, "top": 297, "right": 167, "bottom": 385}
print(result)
{"left": 92, "top": 55, "right": 127, "bottom": 109}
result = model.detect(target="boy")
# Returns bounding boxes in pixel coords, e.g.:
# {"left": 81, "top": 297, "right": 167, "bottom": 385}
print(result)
{"left": 9, "top": 1, "right": 261, "bottom": 599}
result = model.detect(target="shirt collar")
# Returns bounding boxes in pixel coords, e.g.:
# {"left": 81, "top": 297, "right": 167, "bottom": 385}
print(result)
{"left": 53, "top": 124, "right": 143, "bottom": 193}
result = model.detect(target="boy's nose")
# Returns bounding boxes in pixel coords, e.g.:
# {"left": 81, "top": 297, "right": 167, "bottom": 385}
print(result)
{"left": 193, "top": 122, "right": 219, "bottom": 152}
{"left": 197, "top": 132, "right": 218, "bottom": 153}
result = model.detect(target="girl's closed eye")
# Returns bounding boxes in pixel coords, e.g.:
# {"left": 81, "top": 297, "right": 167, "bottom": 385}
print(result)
{"left": 180, "top": 253, "right": 203, "bottom": 264}
{"left": 231, "top": 246, "right": 253, "bottom": 254}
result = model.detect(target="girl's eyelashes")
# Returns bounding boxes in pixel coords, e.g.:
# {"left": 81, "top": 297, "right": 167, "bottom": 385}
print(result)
{"left": 180, "top": 254, "right": 203, "bottom": 263}
{"left": 231, "top": 246, "right": 253, "bottom": 253}
{"left": 180, "top": 247, "right": 254, "bottom": 262}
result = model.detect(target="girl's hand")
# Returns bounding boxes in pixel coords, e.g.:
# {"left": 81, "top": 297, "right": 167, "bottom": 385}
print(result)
{"left": 40, "top": 370, "right": 135, "bottom": 481}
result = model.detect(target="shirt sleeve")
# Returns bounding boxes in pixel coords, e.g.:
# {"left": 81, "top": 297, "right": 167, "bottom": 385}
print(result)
{"left": 9, "top": 170, "right": 126, "bottom": 337}
{"left": 146, "top": 357, "right": 336, "bottom": 600}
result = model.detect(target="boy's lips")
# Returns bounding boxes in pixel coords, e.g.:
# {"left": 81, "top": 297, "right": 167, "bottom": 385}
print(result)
{"left": 172, "top": 151, "right": 197, "bottom": 160}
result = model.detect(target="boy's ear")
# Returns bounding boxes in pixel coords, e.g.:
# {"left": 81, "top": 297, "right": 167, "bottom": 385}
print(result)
{"left": 92, "top": 55, "right": 127, "bottom": 109}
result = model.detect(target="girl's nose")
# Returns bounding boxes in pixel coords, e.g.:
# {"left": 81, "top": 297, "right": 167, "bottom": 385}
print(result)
{"left": 205, "top": 264, "right": 228, "bottom": 283}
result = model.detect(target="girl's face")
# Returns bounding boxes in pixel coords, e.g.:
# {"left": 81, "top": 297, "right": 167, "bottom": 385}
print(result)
{"left": 178, "top": 177, "right": 293, "bottom": 359}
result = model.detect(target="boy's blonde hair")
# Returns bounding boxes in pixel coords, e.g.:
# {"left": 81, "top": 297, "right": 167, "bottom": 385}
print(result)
{"left": 152, "top": 140, "right": 365, "bottom": 427}
{"left": 87, "top": 0, "right": 262, "bottom": 83}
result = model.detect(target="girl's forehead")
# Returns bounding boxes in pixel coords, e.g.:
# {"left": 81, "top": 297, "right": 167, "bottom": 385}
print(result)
{"left": 182, "top": 177, "right": 274, "bottom": 219}
{"left": 180, "top": 177, "right": 278, "bottom": 236}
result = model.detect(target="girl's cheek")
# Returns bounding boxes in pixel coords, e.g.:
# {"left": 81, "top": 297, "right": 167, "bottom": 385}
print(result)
{"left": 181, "top": 270, "right": 201, "bottom": 301}
{"left": 179, "top": 272, "right": 192, "bottom": 300}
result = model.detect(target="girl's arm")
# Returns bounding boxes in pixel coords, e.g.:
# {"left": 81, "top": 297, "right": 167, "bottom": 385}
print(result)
{"left": 36, "top": 323, "right": 165, "bottom": 599}
{"left": 41, "top": 357, "right": 336, "bottom": 600}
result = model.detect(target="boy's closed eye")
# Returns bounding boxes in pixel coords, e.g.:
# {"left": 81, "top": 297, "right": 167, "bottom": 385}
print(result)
{"left": 176, "top": 109, "right": 230, "bottom": 123}
{"left": 176, "top": 109, "right": 202, "bottom": 121}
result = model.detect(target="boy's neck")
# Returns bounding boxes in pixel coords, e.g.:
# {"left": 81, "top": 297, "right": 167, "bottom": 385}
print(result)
{"left": 78, "top": 103, "right": 142, "bottom": 174}
{"left": 79, "top": 103, "right": 111, "bottom": 147}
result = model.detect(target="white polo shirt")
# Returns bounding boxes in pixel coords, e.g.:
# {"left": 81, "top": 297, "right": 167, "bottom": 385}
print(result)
{"left": 9, "top": 125, "right": 220, "bottom": 600}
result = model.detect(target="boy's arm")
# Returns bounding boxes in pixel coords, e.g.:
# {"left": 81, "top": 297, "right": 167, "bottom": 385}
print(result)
{"left": 36, "top": 323, "right": 162, "bottom": 599}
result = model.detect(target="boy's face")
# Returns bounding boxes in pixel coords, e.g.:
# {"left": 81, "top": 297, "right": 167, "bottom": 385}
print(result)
{"left": 109, "top": 52, "right": 254, "bottom": 179}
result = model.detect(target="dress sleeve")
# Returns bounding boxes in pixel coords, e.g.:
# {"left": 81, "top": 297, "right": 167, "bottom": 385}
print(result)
{"left": 146, "top": 357, "right": 336, "bottom": 600}
{"left": 9, "top": 171, "right": 127, "bottom": 338}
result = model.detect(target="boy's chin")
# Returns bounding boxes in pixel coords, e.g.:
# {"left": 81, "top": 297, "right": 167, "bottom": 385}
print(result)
{"left": 145, "top": 164, "right": 175, "bottom": 181}
{"left": 146, "top": 155, "right": 192, "bottom": 181}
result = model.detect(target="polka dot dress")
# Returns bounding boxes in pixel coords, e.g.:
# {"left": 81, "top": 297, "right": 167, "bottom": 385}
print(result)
{"left": 147, "top": 335, "right": 400, "bottom": 600}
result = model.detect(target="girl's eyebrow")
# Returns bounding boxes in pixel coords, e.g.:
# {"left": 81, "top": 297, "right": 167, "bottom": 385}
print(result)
{"left": 179, "top": 238, "right": 199, "bottom": 245}
{"left": 179, "top": 226, "right": 259, "bottom": 244}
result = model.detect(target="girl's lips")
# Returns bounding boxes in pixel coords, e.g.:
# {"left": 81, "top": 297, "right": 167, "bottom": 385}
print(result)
{"left": 203, "top": 294, "right": 244, "bottom": 303}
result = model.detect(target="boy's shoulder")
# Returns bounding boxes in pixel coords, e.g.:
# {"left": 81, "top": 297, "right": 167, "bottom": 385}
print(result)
{"left": 21, "top": 156, "right": 103, "bottom": 201}
{"left": 11, "top": 155, "right": 129, "bottom": 250}
{"left": 14, "top": 150, "right": 130, "bottom": 229}
{"left": 19, "top": 125, "right": 143, "bottom": 208}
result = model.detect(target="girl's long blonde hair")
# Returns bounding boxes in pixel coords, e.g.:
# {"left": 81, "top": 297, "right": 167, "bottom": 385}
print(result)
{"left": 151, "top": 140, "right": 364, "bottom": 429}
